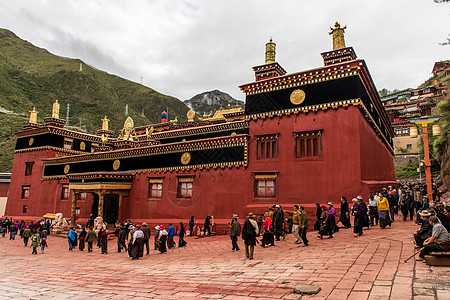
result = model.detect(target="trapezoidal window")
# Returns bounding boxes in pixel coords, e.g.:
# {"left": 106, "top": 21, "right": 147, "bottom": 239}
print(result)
{"left": 177, "top": 177, "right": 193, "bottom": 198}
{"left": 148, "top": 178, "right": 163, "bottom": 198}
{"left": 254, "top": 174, "right": 277, "bottom": 198}
{"left": 295, "top": 130, "right": 322, "bottom": 158}
{"left": 21, "top": 186, "right": 30, "bottom": 199}
{"left": 25, "top": 162, "right": 34, "bottom": 176}
{"left": 61, "top": 185, "right": 70, "bottom": 200}
{"left": 256, "top": 134, "right": 279, "bottom": 160}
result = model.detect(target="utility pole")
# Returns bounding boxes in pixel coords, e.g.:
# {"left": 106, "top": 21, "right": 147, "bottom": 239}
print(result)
{"left": 140, "top": 76, "right": 143, "bottom": 85}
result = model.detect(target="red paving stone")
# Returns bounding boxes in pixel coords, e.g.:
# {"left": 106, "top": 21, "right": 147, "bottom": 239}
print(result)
{"left": 0, "top": 219, "right": 449, "bottom": 299}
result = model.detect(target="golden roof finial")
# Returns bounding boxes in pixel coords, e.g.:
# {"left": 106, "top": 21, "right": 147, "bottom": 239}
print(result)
{"left": 329, "top": 22, "right": 347, "bottom": 50}
{"left": 265, "top": 37, "right": 276, "bottom": 64}
{"left": 101, "top": 115, "right": 109, "bottom": 130}
{"left": 29, "top": 107, "right": 38, "bottom": 124}
{"left": 52, "top": 100, "right": 60, "bottom": 119}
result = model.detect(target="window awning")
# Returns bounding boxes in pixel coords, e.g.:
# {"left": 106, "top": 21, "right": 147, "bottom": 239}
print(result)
{"left": 254, "top": 174, "right": 277, "bottom": 180}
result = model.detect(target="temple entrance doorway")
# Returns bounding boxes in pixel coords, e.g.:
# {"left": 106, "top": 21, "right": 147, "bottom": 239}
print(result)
{"left": 103, "top": 194, "right": 119, "bottom": 225}
{"left": 91, "top": 193, "right": 99, "bottom": 218}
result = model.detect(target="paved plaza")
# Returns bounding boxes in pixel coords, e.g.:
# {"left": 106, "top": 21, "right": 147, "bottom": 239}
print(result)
{"left": 0, "top": 220, "right": 449, "bottom": 300}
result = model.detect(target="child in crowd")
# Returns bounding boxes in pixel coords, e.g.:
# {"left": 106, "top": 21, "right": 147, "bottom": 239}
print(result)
{"left": 40, "top": 237, "right": 48, "bottom": 254}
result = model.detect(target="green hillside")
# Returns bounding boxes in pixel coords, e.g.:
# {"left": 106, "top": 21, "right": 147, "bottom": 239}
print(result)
{"left": 0, "top": 28, "right": 190, "bottom": 172}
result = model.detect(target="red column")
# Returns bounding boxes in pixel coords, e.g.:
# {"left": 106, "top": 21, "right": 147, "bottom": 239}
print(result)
{"left": 421, "top": 124, "right": 433, "bottom": 200}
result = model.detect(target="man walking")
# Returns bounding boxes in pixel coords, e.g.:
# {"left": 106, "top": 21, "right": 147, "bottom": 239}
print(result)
{"left": 142, "top": 222, "right": 151, "bottom": 255}
{"left": 273, "top": 205, "right": 286, "bottom": 241}
{"left": 22, "top": 227, "right": 32, "bottom": 246}
{"left": 229, "top": 214, "right": 241, "bottom": 251}
{"left": 299, "top": 206, "right": 309, "bottom": 246}
{"left": 167, "top": 223, "right": 175, "bottom": 249}
{"left": 86, "top": 227, "right": 96, "bottom": 252}
{"left": 242, "top": 213, "right": 258, "bottom": 260}
{"left": 118, "top": 225, "right": 127, "bottom": 253}
{"left": 203, "top": 216, "right": 212, "bottom": 236}
{"left": 286, "top": 205, "right": 301, "bottom": 244}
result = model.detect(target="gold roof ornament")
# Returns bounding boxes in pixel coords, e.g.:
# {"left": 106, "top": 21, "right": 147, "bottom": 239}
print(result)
{"left": 202, "top": 105, "right": 243, "bottom": 122}
{"left": 146, "top": 126, "right": 154, "bottom": 138}
{"left": 101, "top": 116, "right": 109, "bottom": 131}
{"left": 123, "top": 116, "right": 134, "bottom": 141}
{"left": 170, "top": 116, "right": 178, "bottom": 123}
{"left": 52, "top": 100, "right": 60, "bottom": 119}
{"left": 265, "top": 38, "right": 276, "bottom": 64}
{"left": 187, "top": 109, "right": 195, "bottom": 122}
{"left": 329, "top": 22, "right": 347, "bottom": 50}
{"left": 29, "top": 107, "right": 38, "bottom": 124}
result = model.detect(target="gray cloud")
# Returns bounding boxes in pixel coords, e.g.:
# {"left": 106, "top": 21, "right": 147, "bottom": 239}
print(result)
{"left": 0, "top": 0, "right": 448, "bottom": 101}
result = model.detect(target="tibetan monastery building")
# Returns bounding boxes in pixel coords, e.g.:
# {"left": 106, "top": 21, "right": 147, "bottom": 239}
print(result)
{"left": 5, "top": 23, "right": 396, "bottom": 230}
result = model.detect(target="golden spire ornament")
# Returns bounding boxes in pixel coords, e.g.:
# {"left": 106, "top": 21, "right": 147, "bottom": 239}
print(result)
{"left": 52, "top": 100, "right": 60, "bottom": 119}
{"left": 265, "top": 37, "right": 276, "bottom": 64}
{"left": 101, "top": 115, "right": 109, "bottom": 131}
{"left": 329, "top": 22, "right": 347, "bottom": 50}
{"left": 29, "top": 107, "right": 38, "bottom": 124}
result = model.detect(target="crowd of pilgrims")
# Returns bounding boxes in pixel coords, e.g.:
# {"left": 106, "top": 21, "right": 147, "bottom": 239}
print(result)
{"left": 1, "top": 183, "right": 449, "bottom": 260}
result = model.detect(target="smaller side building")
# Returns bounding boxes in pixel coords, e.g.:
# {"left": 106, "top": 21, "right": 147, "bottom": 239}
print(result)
{"left": 0, "top": 173, "right": 11, "bottom": 217}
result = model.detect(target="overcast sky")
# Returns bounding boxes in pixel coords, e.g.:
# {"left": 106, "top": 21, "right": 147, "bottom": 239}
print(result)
{"left": 0, "top": 0, "right": 449, "bottom": 101}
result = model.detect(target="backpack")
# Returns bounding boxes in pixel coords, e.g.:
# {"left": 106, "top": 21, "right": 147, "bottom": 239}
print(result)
{"left": 31, "top": 235, "right": 38, "bottom": 242}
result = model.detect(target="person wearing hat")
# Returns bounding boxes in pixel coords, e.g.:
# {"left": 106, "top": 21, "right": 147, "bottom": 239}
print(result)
{"left": 418, "top": 216, "right": 450, "bottom": 260}
{"left": 416, "top": 196, "right": 430, "bottom": 224}
{"left": 154, "top": 225, "right": 160, "bottom": 250}
{"left": 414, "top": 211, "right": 433, "bottom": 248}
{"left": 131, "top": 225, "right": 144, "bottom": 260}
{"left": 229, "top": 214, "right": 241, "bottom": 252}
{"left": 242, "top": 213, "right": 258, "bottom": 259}
{"left": 273, "top": 205, "right": 287, "bottom": 241}
{"left": 158, "top": 225, "right": 168, "bottom": 253}
{"left": 127, "top": 225, "right": 135, "bottom": 257}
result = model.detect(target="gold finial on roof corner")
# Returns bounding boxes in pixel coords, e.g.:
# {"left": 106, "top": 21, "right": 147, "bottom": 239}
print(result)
{"left": 101, "top": 115, "right": 109, "bottom": 130}
{"left": 265, "top": 37, "right": 276, "bottom": 64}
{"left": 29, "top": 107, "right": 38, "bottom": 124}
{"left": 329, "top": 21, "right": 347, "bottom": 50}
{"left": 52, "top": 100, "right": 60, "bottom": 119}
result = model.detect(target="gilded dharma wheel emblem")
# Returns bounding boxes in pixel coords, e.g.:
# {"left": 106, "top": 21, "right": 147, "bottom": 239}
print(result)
{"left": 64, "top": 165, "right": 70, "bottom": 174}
{"left": 80, "top": 141, "right": 86, "bottom": 150}
{"left": 113, "top": 159, "right": 121, "bottom": 170}
{"left": 290, "top": 89, "right": 306, "bottom": 105}
{"left": 29, "top": 137, "right": 34, "bottom": 146}
{"left": 181, "top": 152, "right": 191, "bottom": 165}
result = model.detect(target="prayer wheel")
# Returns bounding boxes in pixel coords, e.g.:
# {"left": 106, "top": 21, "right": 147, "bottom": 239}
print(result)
{"left": 409, "top": 126, "right": 418, "bottom": 138}
{"left": 432, "top": 124, "right": 441, "bottom": 136}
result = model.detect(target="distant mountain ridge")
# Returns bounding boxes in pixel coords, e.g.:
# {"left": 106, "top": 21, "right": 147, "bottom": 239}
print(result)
{"left": 184, "top": 90, "right": 244, "bottom": 116}
{"left": 0, "top": 28, "right": 190, "bottom": 171}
